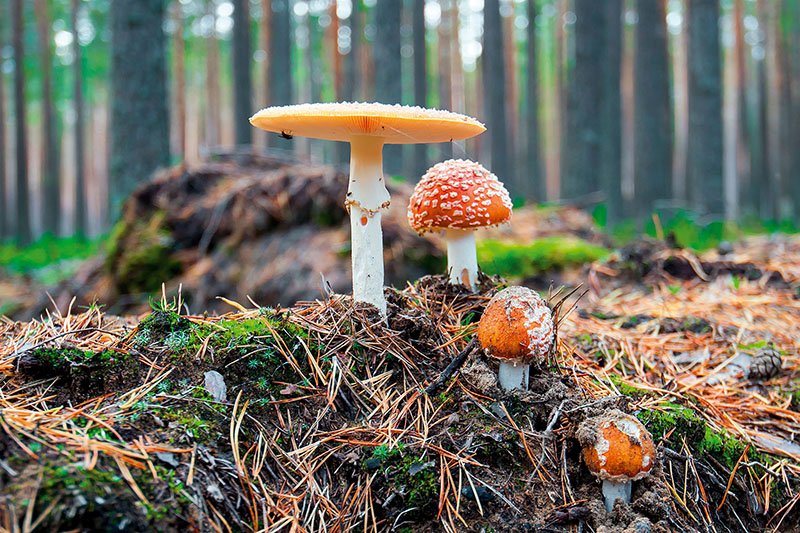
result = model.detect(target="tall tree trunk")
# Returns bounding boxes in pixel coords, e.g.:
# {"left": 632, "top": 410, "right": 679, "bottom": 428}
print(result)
{"left": 34, "top": 0, "right": 60, "bottom": 236}
{"left": 412, "top": 0, "right": 427, "bottom": 178}
{"left": 634, "top": 0, "right": 672, "bottom": 218}
{"left": 438, "top": 1, "right": 453, "bottom": 161}
{"left": 232, "top": 0, "right": 252, "bottom": 146}
{"left": 687, "top": 0, "right": 723, "bottom": 217}
{"left": 450, "top": 3, "right": 464, "bottom": 114}
{"left": 374, "top": 0, "right": 402, "bottom": 175}
{"left": 268, "top": 0, "right": 292, "bottom": 146}
{"left": 732, "top": 0, "right": 752, "bottom": 216}
{"left": 561, "top": 0, "right": 604, "bottom": 201}
{"left": 330, "top": 2, "right": 342, "bottom": 102}
{"left": 12, "top": 0, "right": 31, "bottom": 245}
{"left": 206, "top": 0, "right": 221, "bottom": 149}
{"left": 110, "top": 0, "right": 170, "bottom": 211}
{"left": 346, "top": 1, "right": 362, "bottom": 102}
{"left": 602, "top": 0, "right": 623, "bottom": 227}
{"left": 672, "top": 0, "right": 688, "bottom": 203}
{"left": 482, "top": 0, "right": 511, "bottom": 192}
{"left": 525, "top": 0, "right": 544, "bottom": 202}
{"left": 173, "top": 2, "right": 186, "bottom": 162}
{"left": 791, "top": 1, "right": 800, "bottom": 220}
{"left": 0, "top": 3, "right": 7, "bottom": 239}
{"left": 776, "top": 1, "right": 792, "bottom": 220}
{"left": 72, "top": 0, "right": 87, "bottom": 236}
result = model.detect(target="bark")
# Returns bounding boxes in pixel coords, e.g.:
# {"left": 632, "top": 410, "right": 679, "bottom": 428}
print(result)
{"left": 268, "top": 0, "right": 292, "bottom": 144}
{"left": 232, "top": 0, "right": 252, "bottom": 146}
{"left": 330, "top": 2, "right": 342, "bottom": 101}
{"left": 345, "top": 1, "right": 362, "bottom": 102}
{"left": 173, "top": 3, "right": 186, "bottom": 161}
{"left": 374, "top": 0, "right": 402, "bottom": 176}
{"left": 791, "top": 2, "right": 800, "bottom": 220}
{"left": 732, "top": 0, "right": 751, "bottom": 216}
{"left": 450, "top": 3, "right": 464, "bottom": 114}
{"left": 525, "top": 0, "right": 544, "bottom": 202}
{"left": 561, "top": 0, "right": 604, "bottom": 201}
{"left": 12, "top": 0, "right": 31, "bottom": 245}
{"left": 439, "top": 1, "right": 453, "bottom": 161}
{"left": 602, "top": 0, "right": 623, "bottom": 227}
{"left": 687, "top": 0, "right": 723, "bottom": 217}
{"left": 205, "top": 0, "right": 221, "bottom": 148}
{"left": 412, "top": 0, "right": 427, "bottom": 178}
{"left": 34, "top": 0, "right": 60, "bottom": 236}
{"left": 634, "top": 0, "right": 672, "bottom": 217}
{"left": 72, "top": 0, "right": 87, "bottom": 236}
{"left": 110, "top": 0, "right": 170, "bottom": 211}
{"left": 482, "top": 0, "right": 511, "bottom": 193}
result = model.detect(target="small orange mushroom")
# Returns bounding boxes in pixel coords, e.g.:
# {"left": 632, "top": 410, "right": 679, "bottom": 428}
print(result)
{"left": 476, "top": 286, "right": 554, "bottom": 390}
{"left": 576, "top": 409, "right": 655, "bottom": 512}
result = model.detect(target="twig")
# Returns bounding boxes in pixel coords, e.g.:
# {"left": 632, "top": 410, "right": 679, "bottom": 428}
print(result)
{"left": 424, "top": 337, "right": 478, "bottom": 395}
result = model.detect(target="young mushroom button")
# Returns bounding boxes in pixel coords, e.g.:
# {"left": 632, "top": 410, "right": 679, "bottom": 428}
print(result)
{"left": 576, "top": 409, "right": 656, "bottom": 513}
{"left": 408, "top": 159, "right": 512, "bottom": 290}
{"left": 250, "top": 103, "right": 486, "bottom": 316}
{"left": 476, "top": 286, "right": 554, "bottom": 390}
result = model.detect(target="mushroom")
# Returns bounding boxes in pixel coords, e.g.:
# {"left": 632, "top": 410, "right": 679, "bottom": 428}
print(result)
{"left": 476, "top": 286, "right": 554, "bottom": 390}
{"left": 408, "top": 159, "right": 512, "bottom": 290}
{"left": 576, "top": 409, "right": 655, "bottom": 513}
{"left": 250, "top": 103, "right": 485, "bottom": 315}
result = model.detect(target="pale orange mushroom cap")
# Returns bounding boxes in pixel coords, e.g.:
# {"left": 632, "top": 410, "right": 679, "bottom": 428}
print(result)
{"left": 408, "top": 159, "right": 513, "bottom": 234}
{"left": 477, "top": 286, "right": 555, "bottom": 365}
{"left": 577, "top": 410, "right": 656, "bottom": 483}
{"left": 249, "top": 102, "right": 486, "bottom": 144}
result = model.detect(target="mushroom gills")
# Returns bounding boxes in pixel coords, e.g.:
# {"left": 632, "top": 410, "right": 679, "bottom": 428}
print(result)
{"left": 445, "top": 228, "right": 478, "bottom": 290}
{"left": 601, "top": 479, "right": 632, "bottom": 513}
{"left": 497, "top": 361, "right": 529, "bottom": 390}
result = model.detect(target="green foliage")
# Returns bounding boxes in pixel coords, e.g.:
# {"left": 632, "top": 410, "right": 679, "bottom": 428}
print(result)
{"left": 608, "top": 375, "right": 651, "bottom": 399}
{"left": 399, "top": 456, "right": 438, "bottom": 506}
{"left": 477, "top": 236, "right": 608, "bottom": 278}
{"left": 0, "top": 234, "right": 105, "bottom": 284}
{"left": 637, "top": 403, "right": 706, "bottom": 446}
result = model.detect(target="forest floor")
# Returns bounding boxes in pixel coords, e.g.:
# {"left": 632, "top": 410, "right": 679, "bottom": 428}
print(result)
{"left": 1, "top": 230, "right": 800, "bottom": 532}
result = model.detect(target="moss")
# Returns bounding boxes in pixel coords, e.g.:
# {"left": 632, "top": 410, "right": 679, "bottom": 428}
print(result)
{"left": 106, "top": 211, "right": 182, "bottom": 294}
{"left": 397, "top": 456, "right": 438, "bottom": 507}
{"left": 477, "top": 237, "right": 608, "bottom": 279}
{"left": 637, "top": 403, "right": 706, "bottom": 447}
{"left": 608, "top": 375, "right": 652, "bottom": 399}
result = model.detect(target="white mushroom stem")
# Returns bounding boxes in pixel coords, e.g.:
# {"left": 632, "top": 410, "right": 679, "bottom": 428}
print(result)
{"left": 497, "top": 361, "right": 529, "bottom": 390}
{"left": 445, "top": 228, "right": 478, "bottom": 290}
{"left": 601, "top": 480, "right": 632, "bottom": 513}
{"left": 347, "top": 135, "right": 391, "bottom": 316}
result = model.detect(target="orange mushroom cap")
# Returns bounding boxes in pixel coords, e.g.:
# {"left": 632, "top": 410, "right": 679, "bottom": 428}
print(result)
{"left": 476, "top": 286, "right": 554, "bottom": 365}
{"left": 408, "top": 159, "right": 513, "bottom": 234}
{"left": 576, "top": 410, "right": 655, "bottom": 482}
{"left": 250, "top": 102, "right": 486, "bottom": 144}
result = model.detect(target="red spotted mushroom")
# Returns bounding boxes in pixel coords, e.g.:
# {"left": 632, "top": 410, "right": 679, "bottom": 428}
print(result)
{"left": 476, "top": 286, "right": 554, "bottom": 390}
{"left": 576, "top": 410, "right": 655, "bottom": 512}
{"left": 251, "top": 103, "right": 485, "bottom": 316}
{"left": 408, "top": 159, "right": 512, "bottom": 290}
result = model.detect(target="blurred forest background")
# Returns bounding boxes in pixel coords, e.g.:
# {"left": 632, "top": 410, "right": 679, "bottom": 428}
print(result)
{"left": 0, "top": 0, "right": 799, "bottom": 247}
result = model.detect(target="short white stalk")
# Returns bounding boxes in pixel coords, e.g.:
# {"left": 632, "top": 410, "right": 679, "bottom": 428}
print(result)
{"left": 445, "top": 228, "right": 478, "bottom": 289}
{"left": 497, "top": 361, "right": 529, "bottom": 390}
{"left": 601, "top": 480, "right": 632, "bottom": 513}
{"left": 347, "top": 135, "right": 390, "bottom": 316}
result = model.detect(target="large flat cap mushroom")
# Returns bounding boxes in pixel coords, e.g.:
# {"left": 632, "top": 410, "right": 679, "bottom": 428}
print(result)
{"left": 250, "top": 102, "right": 485, "bottom": 316}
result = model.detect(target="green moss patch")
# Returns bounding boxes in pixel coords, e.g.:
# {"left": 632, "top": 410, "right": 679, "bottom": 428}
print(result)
{"left": 477, "top": 237, "right": 608, "bottom": 279}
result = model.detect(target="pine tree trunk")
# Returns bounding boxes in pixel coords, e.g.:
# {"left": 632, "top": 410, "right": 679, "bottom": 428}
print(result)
{"left": 374, "top": 0, "right": 402, "bottom": 176}
{"left": 438, "top": 1, "right": 453, "bottom": 161}
{"left": 12, "top": 0, "right": 31, "bottom": 245}
{"left": 634, "top": 0, "right": 672, "bottom": 217}
{"left": 232, "top": 0, "right": 252, "bottom": 146}
{"left": 733, "top": 0, "right": 751, "bottom": 216}
{"left": 72, "top": 0, "right": 87, "bottom": 236}
{"left": 412, "top": 0, "right": 427, "bottom": 178}
{"left": 562, "top": 0, "right": 604, "bottom": 201}
{"left": 0, "top": 4, "right": 7, "bottom": 239}
{"left": 791, "top": 2, "right": 800, "bottom": 220}
{"left": 602, "top": 0, "right": 623, "bottom": 227}
{"left": 450, "top": 4, "right": 464, "bottom": 114}
{"left": 34, "top": 0, "right": 60, "bottom": 236}
{"left": 482, "top": 0, "right": 511, "bottom": 192}
{"left": 110, "top": 0, "right": 170, "bottom": 211}
{"left": 206, "top": 0, "right": 221, "bottom": 149}
{"left": 525, "top": 0, "right": 544, "bottom": 202}
{"left": 173, "top": 2, "right": 186, "bottom": 162}
{"left": 346, "top": 2, "right": 362, "bottom": 102}
{"left": 687, "top": 0, "right": 723, "bottom": 217}
{"left": 268, "top": 0, "right": 292, "bottom": 146}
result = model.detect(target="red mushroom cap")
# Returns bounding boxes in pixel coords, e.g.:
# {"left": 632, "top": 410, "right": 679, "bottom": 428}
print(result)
{"left": 407, "top": 159, "right": 513, "bottom": 234}
{"left": 576, "top": 410, "right": 656, "bottom": 483}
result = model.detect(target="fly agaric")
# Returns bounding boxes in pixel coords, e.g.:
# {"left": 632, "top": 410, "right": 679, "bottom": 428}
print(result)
{"left": 250, "top": 103, "right": 485, "bottom": 315}
{"left": 576, "top": 410, "right": 655, "bottom": 513}
{"left": 408, "top": 159, "right": 512, "bottom": 290}
{"left": 476, "top": 286, "right": 554, "bottom": 390}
